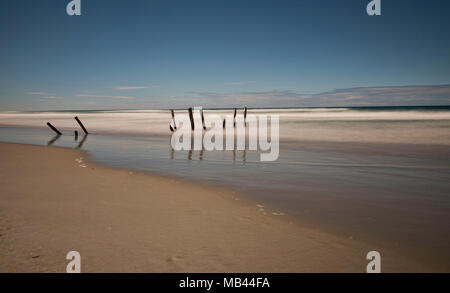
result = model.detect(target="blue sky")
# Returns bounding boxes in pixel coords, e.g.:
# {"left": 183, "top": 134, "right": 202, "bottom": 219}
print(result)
{"left": 0, "top": 0, "right": 449, "bottom": 110}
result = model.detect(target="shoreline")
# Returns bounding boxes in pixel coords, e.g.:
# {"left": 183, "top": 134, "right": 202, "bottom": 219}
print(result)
{"left": 0, "top": 142, "right": 438, "bottom": 272}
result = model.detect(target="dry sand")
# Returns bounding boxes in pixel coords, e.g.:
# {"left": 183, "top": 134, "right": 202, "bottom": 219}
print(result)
{"left": 0, "top": 142, "right": 433, "bottom": 272}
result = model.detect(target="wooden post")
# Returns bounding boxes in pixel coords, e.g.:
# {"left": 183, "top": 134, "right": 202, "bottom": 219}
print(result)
{"left": 188, "top": 107, "right": 195, "bottom": 130}
{"left": 46, "top": 122, "right": 62, "bottom": 135}
{"left": 74, "top": 116, "right": 89, "bottom": 135}
{"left": 201, "top": 109, "right": 206, "bottom": 130}
{"left": 171, "top": 110, "right": 177, "bottom": 130}
{"left": 74, "top": 130, "right": 79, "bottom": 141}
{"left": 233, "top": 108, "right": 237, "bottom": 128}
{"left": 244, "top": 107, "right": 247, "bottom": 124}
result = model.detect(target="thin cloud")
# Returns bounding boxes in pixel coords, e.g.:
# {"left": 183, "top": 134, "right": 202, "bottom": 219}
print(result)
{"left": 182, "top": 85, "right": 450, "bottom": 108}
{"left": 75, "top": 94, "right": 135, "bottom": 100}
{"left": 41, "top": 96, "right": 63, "bottom": 100}
{"left": 25, "top": 92, "right": 51, "bottom": 96}
{"left": 114, "top": 85, "right": 158, "bottom": 91}
{"left": 311, "top": 85, "right": 450, "bottom": 106}
{"left": 26, "top": 92, "right": 63, "bottom": 100}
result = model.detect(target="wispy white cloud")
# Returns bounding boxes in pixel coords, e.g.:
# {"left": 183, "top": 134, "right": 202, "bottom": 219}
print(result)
{"left": 26, "top": 92, "right": 63, "bottom": 100}
{"left": 25, "top": 92, "right": 51, "bottom": 96}
{"left": 114, "top": 85, "right": 158, "bottom": 91}
{"left": 41, "top": 96, "right": 63, "bottom": 100}
{"left": 179, "top": 85, "right": 450, "bottom": 108}
{"left": 310, "top": 85, "right": 450, "bottom": 106}
{"left": 24, "top": 85, "right": 450, "bottom": 110}
{"left": 184, "top": 90, "right": 306, "bottom": 107}
{"left": 75, "top": 94, "right": 135, "bottom": 100}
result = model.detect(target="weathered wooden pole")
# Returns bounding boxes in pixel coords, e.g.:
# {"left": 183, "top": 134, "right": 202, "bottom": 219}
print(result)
{"left": 244, "top": 107, "right": 248, "bottom": 124}
{"left": 74, "top": 116, "right": 89, "bottom": 135}
{"left": 188, "top": 107, "right": 195, "bottom": 131}
{"left": 233, "top": 108, "right": 237, "bottom": 128}
{"left": 171, "top": 109, "right": 177, "bottom": 130}
{"left": 201, "top": 109, "right": 206, "bottom": 130}
{"left": 46, "top": 122, "right": 62, "bottom": 135}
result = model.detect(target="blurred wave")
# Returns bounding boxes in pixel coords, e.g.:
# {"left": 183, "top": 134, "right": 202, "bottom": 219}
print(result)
{"left": 0, "top": 106, "right": 449, "bottom": 145}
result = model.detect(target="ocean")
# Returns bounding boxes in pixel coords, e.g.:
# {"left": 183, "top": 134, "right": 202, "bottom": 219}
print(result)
{"left": 0, "top": 106, "right": 449, "bottom": 270}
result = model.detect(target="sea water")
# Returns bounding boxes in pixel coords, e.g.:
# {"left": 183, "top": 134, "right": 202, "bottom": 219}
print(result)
{"left": 0, "top": 106, "right": 449, "bottom": 269}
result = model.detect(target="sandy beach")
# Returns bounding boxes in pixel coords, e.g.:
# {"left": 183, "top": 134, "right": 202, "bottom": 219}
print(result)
{"left": 0, "top": 142, "right": 434, "bottom": 273}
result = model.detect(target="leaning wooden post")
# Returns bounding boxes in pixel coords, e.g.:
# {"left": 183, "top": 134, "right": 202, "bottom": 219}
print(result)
{"left": 74, "top": 116, "right": 89, "bottom": 135}
{"left": 171, "top": 109, "right": 177, "bottom": 130}
{"left": 188, "top": 107, "right": 195, "bottom": 131}
{"left": 46, "top": 122, "right": 62, "bottom": 135}
{"left": 233, "top": 108, "right": 237, "bottom": 128}
{"left": 201, "top": 109, "right": 206, "bottom": 130}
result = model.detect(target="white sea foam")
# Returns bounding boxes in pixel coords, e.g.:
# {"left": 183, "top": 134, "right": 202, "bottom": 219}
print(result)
{"left": 0, "top": 108, "right": 449, "bottom": 145}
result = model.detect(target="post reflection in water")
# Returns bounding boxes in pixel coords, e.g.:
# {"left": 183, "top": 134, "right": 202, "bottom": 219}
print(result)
{"left": 77, "top": 135, "right": 88, "bottom": 149}
{"left": 169, "top": 134, "right": 249, "bottom": 163}
{"left": 45, "top": 133, "right": 88, "bottom": 149}
{"left": 47, "top": 134, "right": 61, "bottom": 146}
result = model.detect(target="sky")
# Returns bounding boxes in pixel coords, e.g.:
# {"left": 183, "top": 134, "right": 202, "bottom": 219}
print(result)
{"left": 0, "top": 0, "right": 449, "bottom": 110}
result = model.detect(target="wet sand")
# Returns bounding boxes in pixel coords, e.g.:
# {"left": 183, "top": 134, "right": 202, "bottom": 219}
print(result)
{"left": 0, "top": 142, "right": 433, "bottom": 272}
